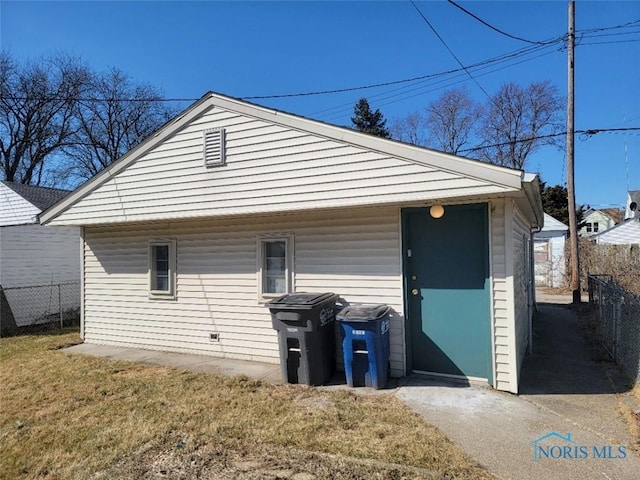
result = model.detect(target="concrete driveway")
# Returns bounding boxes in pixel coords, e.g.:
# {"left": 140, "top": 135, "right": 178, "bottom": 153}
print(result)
{"left": 396, "top": 298, "right": 640, "bottom": 480}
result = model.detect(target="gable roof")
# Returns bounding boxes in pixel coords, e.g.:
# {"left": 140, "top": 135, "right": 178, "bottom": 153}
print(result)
{"left": 1, "top": 181, "right": 70, "bottom": 211}
{"left": 600, "top": 208, "right": 623, "bottom": 224}
{"left": 40, "top": 91, "right": 540, "bottom": 226}
{"left": 541, "top": 213, "right": 568, "bottom": 232}
{"left": 583, "top": 208, "right": 617, "bottom": 222}
{"left": 593, "top": 218, "right": 640, "bottom": 245}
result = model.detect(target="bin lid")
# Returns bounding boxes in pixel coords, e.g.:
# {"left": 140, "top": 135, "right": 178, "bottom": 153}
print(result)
{"left": 336, "top": 304, "right": 389, "bottom": 322}
{"left": 267, "top": 292, "right": 336, "bottom": 308}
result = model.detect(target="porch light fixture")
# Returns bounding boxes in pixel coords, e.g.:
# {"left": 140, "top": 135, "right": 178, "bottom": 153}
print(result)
{"left": 430, "top": 204, "right": 445, "bottom": 219}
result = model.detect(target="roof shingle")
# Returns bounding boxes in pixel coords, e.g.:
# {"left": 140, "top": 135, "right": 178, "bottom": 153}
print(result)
{"left": 1, "top": 181, "right": 70, "bottom": 211}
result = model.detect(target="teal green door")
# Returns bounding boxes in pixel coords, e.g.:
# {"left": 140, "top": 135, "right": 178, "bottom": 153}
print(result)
{"left": 403, "top": 204, "right": 492, "bottom": 381}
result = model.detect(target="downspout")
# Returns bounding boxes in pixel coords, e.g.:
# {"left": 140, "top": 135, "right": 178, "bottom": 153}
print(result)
{"left": 529, "top": 223, "right": 542, "bottom": 355}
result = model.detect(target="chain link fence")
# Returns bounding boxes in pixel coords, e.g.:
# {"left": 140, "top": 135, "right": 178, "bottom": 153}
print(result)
{"left": 588, "top": 274, "right": 640, "bottom": 384}
{"left": 0, "top": 282, "right": 80, "bottom": 336}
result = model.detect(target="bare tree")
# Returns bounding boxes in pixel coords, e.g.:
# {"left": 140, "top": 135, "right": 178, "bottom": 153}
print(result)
{"left": 425, "top": 87, "right": 482, "bottom": 155}
{"left": 63, "top": 68, "right": 175, "bottom": 182}
{"left": 0, "top": 52, "right": 90, "bottom": 185}
{"left": 389, "top": 112, "right": 428, "bottom": 146}
{"left": 479, "top": 81, "right": 563, "bottom": 170}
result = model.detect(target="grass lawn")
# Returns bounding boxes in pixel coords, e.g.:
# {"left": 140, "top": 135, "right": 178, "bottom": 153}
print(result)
{"left": 0, "top": 331, "right": 493, "bottom": 479}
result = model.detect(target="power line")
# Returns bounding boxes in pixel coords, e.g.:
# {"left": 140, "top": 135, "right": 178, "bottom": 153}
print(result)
{"left": 0, "top": 18, "right": 634, "bottom": 108}
{"left": 318, "top": 45, "right": 559, "bottom": 122}
{"left": 0, "top": 96, "right": 198, "bottom": 103}
{"left": 409, "top": 0, "right": 495, "bottom": 104}
{"left": 446, "top": 0, "right": 554, "bottom": 45}
{"left": 0, "top": 42, "right": 559, "bottom": 106}
{"left": 457, "top": 128, "right": 640, "bottom": 154}
{"left": 579, "top": 28, "right": 640, "bottom": 39}
{"left": 579, "top": 18, "right": 640, "bottom": 33}
{"left": 241, "top": 71, "right": 457, "bottom": 100}
{"left": 580, "top": 38, "right": 640, "bottom": 46}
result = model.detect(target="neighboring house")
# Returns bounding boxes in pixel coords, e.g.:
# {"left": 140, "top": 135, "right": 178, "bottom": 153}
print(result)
{"left": 40, "top": 92, "right": 544, "bottom": 394}
{"left": 593, "top": 218, "right": 640, "bottom": 245}
{"left": 625, "top": 190, "right": 640, "bottom": 220}
{"left": 0, "top": 181, "right": 80, "bottom": 330}
{"left": 579, "top": 208, "right": 620, "bottom": 237}
{"left": 534, "top": 213, "right": 568, "bottom": 288}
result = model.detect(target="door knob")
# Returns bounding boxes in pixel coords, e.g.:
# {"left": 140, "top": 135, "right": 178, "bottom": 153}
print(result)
{"left": 411, "top": 275, "right": 417, "bottom": 281}
{"left": 411, "top": 289, "right": 419, "bottom": 296}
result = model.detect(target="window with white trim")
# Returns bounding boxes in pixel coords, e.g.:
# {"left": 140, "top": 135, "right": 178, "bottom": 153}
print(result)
{"left": 149, "top": 240, "right": 176, "bottom": 299}
{"left": 203, "top": 128, "right": 226, "bottom": 167}
{"left": 258, "top": 235, "right": 293, "bottom": 299}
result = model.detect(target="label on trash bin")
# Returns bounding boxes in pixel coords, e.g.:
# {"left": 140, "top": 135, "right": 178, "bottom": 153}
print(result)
{"left": 353, "top": 330, "right": 366, "bottom": 336}
{"left": 381, "top": 319, "right": 390, "bottom": 335}
{"left": 287, "top": 327, "right": 298, "bottom": 333}
{"left": 319, "top": 307, "right": 335, "bottom": 326}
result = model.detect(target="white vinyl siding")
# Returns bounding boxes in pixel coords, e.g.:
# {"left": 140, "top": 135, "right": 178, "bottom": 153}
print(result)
{"left": 0, "top": 224, "right": 81, "bottom": 326}
{"left": 493, "top": 200, "right": 534, "bottom": 393}
{"left": 0, "top": 183, "right": 40, "bottom": 226}
{"left": 48, "top": 107, "right": 515, "bottom": 226}
{"left": 490, "top": 199, "right": 513, "bottom": 391}
{"left": 0, "top": 224, "right": 80, "bottom": 288}
{"left": 512, "top": 203, "right": 533, "bottom": 379}
{"left": 82, "top": 207, "right": 405, "bottom": 374}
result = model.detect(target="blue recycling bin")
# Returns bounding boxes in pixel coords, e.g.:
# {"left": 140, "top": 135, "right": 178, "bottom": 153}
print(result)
{"left": 337, "top": 304, "right": 390, "bottom": 389}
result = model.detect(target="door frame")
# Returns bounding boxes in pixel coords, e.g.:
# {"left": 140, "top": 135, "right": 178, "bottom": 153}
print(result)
{"left": 400, "top": 202, "right": 495, "bottom": 384}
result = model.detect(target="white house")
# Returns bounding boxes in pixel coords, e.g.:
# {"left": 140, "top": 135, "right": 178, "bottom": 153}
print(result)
{"left": 534, "top": 213, "right": 568, "bottom": 288}
{"left": 40, "top": 92, "right": 543, "bottom": 393}
{"left": 0, "top": 181, "right": 80, "bottom": 331}
{"left": 625, "top": 190, "right": 640, "bottom": 220}
{"left": 579, "top": 208, "right": 621, "bottom": 237}
{"left": 593, "top": 218, "right": 640, "bottom": 245}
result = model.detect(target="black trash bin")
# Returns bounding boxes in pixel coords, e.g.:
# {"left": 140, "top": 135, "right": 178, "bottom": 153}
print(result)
{"left": 267, "top": 292, "right": 338, "bottom": 386}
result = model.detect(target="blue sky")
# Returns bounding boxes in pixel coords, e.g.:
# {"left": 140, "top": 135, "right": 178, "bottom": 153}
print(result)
{"left": 1, "top": 1, "right": 639, "bottom": 209}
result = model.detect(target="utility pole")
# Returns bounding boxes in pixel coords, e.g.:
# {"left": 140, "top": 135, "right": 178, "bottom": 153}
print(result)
{"left": 567, "top": 1, "right": 580, "bottom": 303}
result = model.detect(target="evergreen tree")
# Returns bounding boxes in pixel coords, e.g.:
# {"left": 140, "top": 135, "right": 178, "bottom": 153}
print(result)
{"left": 540, "top": 181, "right": 584, "bottom": 226}
{"left": 351, "top": 98, "right": 390, "bottom": 138}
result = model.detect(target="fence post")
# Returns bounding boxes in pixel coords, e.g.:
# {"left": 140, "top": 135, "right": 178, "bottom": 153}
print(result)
{"left": 59, "top": 284, "right": 63, "bottom": 330}
{"left": 614, "top": 296, "right": 622, "bottom": 363}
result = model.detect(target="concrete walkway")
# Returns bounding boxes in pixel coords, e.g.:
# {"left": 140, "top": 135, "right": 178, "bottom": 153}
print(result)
{"left": 397, "top": 299, "right": 640, "bottom": 480}
{"left": 64, "top": 343, "right": 283, "bottom": 383}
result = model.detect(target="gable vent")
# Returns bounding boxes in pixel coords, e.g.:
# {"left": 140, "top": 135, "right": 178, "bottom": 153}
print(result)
{"left": 203, "top": 128, "right": 226, "bottom": 168}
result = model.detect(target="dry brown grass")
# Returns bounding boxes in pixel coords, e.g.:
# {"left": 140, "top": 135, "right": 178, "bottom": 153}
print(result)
{"left": 0, "top": 331, "right": 492, "bottom": 480}
{"left": 575, "top": 306, "right": 640, "bottom": 454}
{"left": 579, "top": 240, "right": 640, "bottom": 295}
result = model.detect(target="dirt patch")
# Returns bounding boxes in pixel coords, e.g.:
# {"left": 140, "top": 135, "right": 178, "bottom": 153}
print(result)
{"left": 91, "top": 438, "right": 444, "bottom": 480}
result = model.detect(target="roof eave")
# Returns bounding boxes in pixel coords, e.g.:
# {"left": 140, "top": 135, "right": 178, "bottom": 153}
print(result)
{"left": 518, "top": 173, "right": 544, "bottom": 229}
